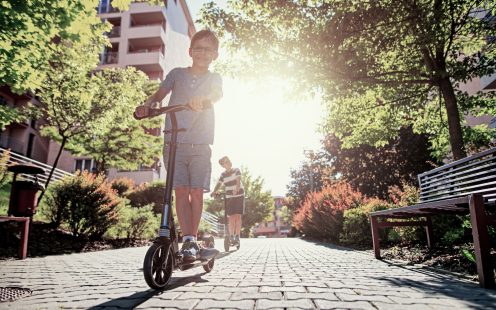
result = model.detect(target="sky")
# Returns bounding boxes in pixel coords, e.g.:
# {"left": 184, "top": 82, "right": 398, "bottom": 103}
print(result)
{"left": 186, "top": 0, "right": 325, "bottom": 197}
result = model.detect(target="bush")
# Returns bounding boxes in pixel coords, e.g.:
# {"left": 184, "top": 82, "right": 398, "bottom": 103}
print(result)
{"left": 340, "top": 198, "right": 389, "bottom": 246}
{"left": 111, "top": 177, "right": 135, "bottom": 196}
{"left": 106, "top": 204, "right": 159, "bottom": 240}
{"left": 43, "top": 171, "right": 121, "bottom": 239}
{"left": 293, "top": 182, "right": 366, "bottom": 242}
{"left": 127, "top": 181, "right": 166, "bottom": 214}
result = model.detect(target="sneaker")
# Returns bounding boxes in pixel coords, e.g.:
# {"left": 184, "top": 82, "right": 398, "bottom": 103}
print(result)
{"left": 181, "top": 240, "right": 199, "bottom": 262}
{"left": 234, "top": 235, "right": 240, "bottom": 244}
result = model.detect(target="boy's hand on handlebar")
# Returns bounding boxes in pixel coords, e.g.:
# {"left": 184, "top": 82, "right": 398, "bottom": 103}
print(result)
{"left": 188, "top": 96, "right": 208, "bottom": 112}
{"left": 210, "top": 191, "right": 219, "bottom": 198}
{"left": 134, "top": 105, "right": 150, "bottom": 119}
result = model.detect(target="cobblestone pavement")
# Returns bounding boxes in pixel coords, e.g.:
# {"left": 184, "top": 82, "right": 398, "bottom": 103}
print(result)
{"left": 1, "top": 238, "right": 495, "bottom": 309}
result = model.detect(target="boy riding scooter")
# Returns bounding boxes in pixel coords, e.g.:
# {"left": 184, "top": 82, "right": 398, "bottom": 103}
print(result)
{"left": 211, "top": 156, "right": 245, "bottom": 249}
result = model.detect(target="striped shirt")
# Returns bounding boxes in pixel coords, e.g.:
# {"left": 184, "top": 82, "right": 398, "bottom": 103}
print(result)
{"left": 219, "top": 168, "right": 244, "bottom": 198}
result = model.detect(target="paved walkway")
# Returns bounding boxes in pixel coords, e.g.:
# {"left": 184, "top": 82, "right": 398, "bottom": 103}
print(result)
{"left": 0, "top": 238, "right": 495, "bottom": 309}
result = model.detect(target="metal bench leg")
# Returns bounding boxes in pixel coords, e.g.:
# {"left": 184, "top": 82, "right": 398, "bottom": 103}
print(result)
{"left": 19, "top": 218, "right": 30, "bottom": 259}
{"left": 469, "top": 194, "right": 494, "bottom": 288}
{"left": 371, "top": 216, "right": 381, "bottom": 259}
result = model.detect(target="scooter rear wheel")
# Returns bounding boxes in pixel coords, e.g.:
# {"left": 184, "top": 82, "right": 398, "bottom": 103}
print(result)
{"left": 143, "top": 241, "right": 174, "bottom": 290}
{"left": 203, "top": 236, "right": 216, "bottom": 273}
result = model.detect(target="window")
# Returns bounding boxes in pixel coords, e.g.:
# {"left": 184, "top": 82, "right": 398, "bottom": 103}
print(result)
{"left": 26, "top": 134, "right": 35, "bottom": 158}
{"left": 75, "top": 159, "right": 94, "bottom": 172}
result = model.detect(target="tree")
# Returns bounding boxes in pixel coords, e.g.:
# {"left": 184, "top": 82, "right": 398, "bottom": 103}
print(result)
{"left": 200, "top": 0, "right": 496, "bottom": 160}
{"left": 322, "top": 127, "right": 438, "bottom": 200}
{"left": 285, "top": 151, "right": 334, "bottom": 213}
{"left": 36, "top": 36, "right": 113, "bottom": 203}
{"left": 66, "top": 68, "right": 162, "bottom": 174}
{"left": 0, "top": 0, "right": 161, "bottom": 128}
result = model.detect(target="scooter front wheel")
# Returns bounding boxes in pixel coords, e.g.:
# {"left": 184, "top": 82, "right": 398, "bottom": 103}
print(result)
{"left": 143, "top": 241, "right": 174, "bottom": 290}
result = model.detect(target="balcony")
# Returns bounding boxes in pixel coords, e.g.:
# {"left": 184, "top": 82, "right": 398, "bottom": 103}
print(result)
{"left": 100, "top": 52, "right": 119, "bottom": 65}
{"left": 125, "top": 51, "right": 165, "bottom": 73}
{"left": 107, "top": 26, "right": 120, "bottom": 38}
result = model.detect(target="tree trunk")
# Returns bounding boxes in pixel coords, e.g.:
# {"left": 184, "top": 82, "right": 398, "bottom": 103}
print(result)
{"left": 438, "top": 77, "right": 466, "bottom": 160}
{"left": 37, "top": 136, "right": 68, "bottom": 205}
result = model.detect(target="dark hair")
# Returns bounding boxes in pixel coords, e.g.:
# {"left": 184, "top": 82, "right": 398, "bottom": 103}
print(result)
{"left": 191, "top": 29, "right": 219, "bottom": 51}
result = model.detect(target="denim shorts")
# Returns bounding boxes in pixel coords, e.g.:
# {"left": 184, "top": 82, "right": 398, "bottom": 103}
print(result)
{"left": 163, "top": 143, "right": 212, "bottom": 192}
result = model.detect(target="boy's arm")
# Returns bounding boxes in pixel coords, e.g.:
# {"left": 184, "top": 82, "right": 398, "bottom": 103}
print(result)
{"left": 144, "top": 87, "right": 169, "bottom": 107}
{"left": 210, "top": 181, "right": 222, "bottom": 197}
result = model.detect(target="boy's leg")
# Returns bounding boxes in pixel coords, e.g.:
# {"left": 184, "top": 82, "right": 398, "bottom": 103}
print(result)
{"left": 190, "top": 188, "right": 204, "bottom": 237}
{"left": 175, "top": 186, "right": 192, "bottom": 236}
{"left": 228, "top": 215, "right": 235, "bottom": 237}
{"left": 233, "top": 214, "right": 242, "bottom": 237}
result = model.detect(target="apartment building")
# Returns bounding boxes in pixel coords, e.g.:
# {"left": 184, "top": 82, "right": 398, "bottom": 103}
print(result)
{"left": 44, "top": 0, "right": 196, "bottom": 184}
{"left": 252, "top": 197, "right": 291, "bottom": 238}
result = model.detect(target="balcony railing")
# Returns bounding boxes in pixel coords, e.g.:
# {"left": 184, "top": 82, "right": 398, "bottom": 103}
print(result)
{"left": 106, "top": 26, "right": 120, "bottom": 38}
{"left": 99, "top": 52, "right": 118, "bottom": 65}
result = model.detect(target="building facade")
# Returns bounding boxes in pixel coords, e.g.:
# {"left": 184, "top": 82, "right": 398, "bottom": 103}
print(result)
{"left": 252, "top": 196, "right": 291, "bottom": 238}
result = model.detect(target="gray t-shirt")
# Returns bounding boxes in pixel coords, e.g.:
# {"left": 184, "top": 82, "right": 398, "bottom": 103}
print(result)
{"left": 161, "top": 67, "right": 223, "bottom": 144}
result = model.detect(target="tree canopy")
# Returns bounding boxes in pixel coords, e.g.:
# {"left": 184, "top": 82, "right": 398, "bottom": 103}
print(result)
{"left": 201, "top": 0, "right": 496, "bottom": 160}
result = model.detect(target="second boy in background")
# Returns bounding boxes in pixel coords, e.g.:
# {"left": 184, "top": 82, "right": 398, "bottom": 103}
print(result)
{"left": 211, "top": 156, "right": 245, "bottom": 244}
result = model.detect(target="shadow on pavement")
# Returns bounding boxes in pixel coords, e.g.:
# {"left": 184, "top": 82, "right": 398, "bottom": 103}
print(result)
{"left": 88, "top": 274, "right": 208, "bottom": 309}
{"left": 88, "top": 251, "right": 234, "bottom": 309}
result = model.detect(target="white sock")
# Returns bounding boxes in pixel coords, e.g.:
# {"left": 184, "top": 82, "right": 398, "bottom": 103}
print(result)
{"left": 183, "top": 235, "right": 194, "bottom": 242}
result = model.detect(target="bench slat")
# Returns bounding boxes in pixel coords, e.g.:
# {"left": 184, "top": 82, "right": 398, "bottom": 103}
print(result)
{"left": 419, "top": 164, "right": 496, "bottom": 192}
{"left": 418, "top": 147, "right": 496, "bottom": 178}
{"left": 420, "top": 183, "right": 496, "bottom": 202}
{"left": 420, "top": 171, "right": 496, "bottom": 196}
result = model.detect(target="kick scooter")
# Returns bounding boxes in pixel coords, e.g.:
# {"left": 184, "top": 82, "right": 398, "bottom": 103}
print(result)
{"left": 134, "top": 102, "right": 217, "bottom": 290}
{"left": 213, "top": 192, "right": 241, "bottom": 252}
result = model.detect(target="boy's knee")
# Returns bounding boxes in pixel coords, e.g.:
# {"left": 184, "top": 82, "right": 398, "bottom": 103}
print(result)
{"left": 175, "top": 186, "right": 189, "bottom": 196}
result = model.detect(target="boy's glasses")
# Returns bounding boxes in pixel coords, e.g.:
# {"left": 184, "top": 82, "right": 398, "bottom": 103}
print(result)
{"left": 192, "top": 47, "right": 216, "bottom": 54}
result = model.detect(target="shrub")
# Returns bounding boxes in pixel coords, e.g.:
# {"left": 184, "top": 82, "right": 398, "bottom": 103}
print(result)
{"left": 106, "top": 204, "right": 159, "bottom": 239}
{"left": 340, "top": 198, "right": 389, "bottom": 246}
{"left": 43, "top": 171, "right": 121, "bottom": 239}
{"left": 111, "top": 177, "right": 135, "bottom": 196}
{"left": 0, "top": 149, "right": 11, "bottom": 188}
{"left": 293, "top": 181, "right": 366, "bottom": 242}
{"left": 127, "top": 181, "right": 166, "bottom": 214}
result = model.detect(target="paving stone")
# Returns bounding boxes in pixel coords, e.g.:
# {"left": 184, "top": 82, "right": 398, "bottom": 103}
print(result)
{"left": 194, "top": 299, "right": 255, "bottom": 309}
{"left": 257, "top": 298, "right": 314, "bottom": 310}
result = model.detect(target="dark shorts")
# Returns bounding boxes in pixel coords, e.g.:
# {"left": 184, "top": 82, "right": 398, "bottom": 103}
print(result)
{"left": 225, "top": 196, "right": 245, "bottom": 216}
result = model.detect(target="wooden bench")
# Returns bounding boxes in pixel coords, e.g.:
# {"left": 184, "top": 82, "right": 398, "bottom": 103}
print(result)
{"left": 0, "top": 216, "right": 30, "bottom": 259}
{"left": 370, "top": 147, "right": 496, "bottom": 288}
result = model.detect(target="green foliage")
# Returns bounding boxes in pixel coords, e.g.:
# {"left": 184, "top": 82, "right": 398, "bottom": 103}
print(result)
{"left": 340, "top": 199, "right": 389, "bottom": 246}
{"left": 293, "top": 182, "right": 366, "bottom": 242}
{"left": 127, "top": 181, "right": 166, "bottom": 214}
{"left": 461, "top": 248, "right": 476, "bottom": 264}
{"left": 240, "top": 167, "right": 273, "bottom": 237}
{"left": 105, "top": 204, "right": 159, "bottom": 239}
{"left": 43, "top": 171, "right": 121, "bottom": 239}
{"left": 111, "top": 177, "right": 136, "bottom": 197}
{"left": 0, "top": 149, "right": 12, "bottom": 188}
{"left": 0, "top": 0, "right": 108, "bottom": 93}
{"left": 66, "top": 68, "right": 162, "bottom": 174}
